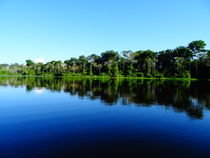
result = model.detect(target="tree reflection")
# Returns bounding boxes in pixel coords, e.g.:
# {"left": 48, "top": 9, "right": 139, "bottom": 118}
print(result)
{"left": 0, "top": 77, "right": 209, "bottom": 119}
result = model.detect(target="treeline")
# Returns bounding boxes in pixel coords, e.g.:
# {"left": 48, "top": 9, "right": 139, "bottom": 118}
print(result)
{"left": 1, "top": 40, "right": 210, "bottom": 78}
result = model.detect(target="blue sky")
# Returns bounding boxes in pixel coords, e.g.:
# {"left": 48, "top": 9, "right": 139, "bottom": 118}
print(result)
{"left": 0, "top": 0, "right": 210, "bottom": 64}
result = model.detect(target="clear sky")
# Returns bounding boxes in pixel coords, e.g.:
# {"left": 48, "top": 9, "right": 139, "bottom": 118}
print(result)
{"left": 0, "top": 0, "right": 210, "bottom": 64}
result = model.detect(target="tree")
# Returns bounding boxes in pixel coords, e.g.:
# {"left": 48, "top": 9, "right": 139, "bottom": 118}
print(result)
{"left": 111, "top": 63, "right": 119, "bottom": 77}
{"left": 69, "top": 58, "right": 78, "bottom": 74}
{"left": 53, "top": 61, "right": 63, "bottom": 76}
{"left": 174, "top": 46, "right": 193, "bottom": 60}
{"left": 26, "top": 60, "right": 34, "bottom": 66}
{"left": 188, "top": 40, "right": 206, "bottom": 56}
{"left": 101, "top": 51, "right": 120, "bottom": 62}
{"left": 134, "top": 50, "right": 156, "bottom": 76}
{"left": 122, "top": 50, "right": 133, "bottom": 59}
{"left": 101, "top": 51, "right": 120, "bottom": 76}
{"left": 34, "top": 63, "right": 43, "bottom": 75}
{"left": 77, "top": 55, "right": 88, "bottom": 74}
{"left": 87, "top": 54, "right": 100, "bottom": 75}
{"left": 2, "top": 40, "right": 210, "bottom": 79}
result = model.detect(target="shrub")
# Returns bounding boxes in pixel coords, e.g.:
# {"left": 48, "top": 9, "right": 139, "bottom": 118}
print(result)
{"left": 180, "top": 71, "right": 191, "bottom": 78}
{"left": 154, "top": 73, "right": 164, "bottom": 78}
{"left": 145, "top": 73, "right": 153, "bottom": 78}
{"left": 134, "top": 72, "right": 144, "bottom": 77}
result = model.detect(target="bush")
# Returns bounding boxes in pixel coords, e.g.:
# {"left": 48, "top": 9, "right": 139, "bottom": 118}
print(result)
{"left": 154, "top": 73, "right": 164, "bottom": 78}
{"left": 134, "top": 72, "right": 144, "bottom": 77}
{"left": 180, "top": 71, "right": 191, "bottom": 78}
{"left": 145, "top": 73, "right": 153, "bottom": 78}
{"left": 99, "top": 73, "right": 108, "bottom": 76}
{"left": 126, "top": 70, "right": 133, "bottom": 77}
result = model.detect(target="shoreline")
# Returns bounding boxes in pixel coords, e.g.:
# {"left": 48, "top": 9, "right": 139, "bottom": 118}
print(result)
{"left": 0, "top": 74, "right": 198, "bottom": 80}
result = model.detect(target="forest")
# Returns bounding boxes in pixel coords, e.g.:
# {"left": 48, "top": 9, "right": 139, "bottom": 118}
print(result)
{"left": 0, "top": 40, "right": 210, "bottom": 79}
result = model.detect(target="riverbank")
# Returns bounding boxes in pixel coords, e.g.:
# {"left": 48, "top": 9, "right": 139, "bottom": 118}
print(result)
{"left": 0, "top": 74, "right": 198, "bottom": 81}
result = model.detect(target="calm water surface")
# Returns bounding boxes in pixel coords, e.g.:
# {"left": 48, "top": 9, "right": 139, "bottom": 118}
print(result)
{"left": 0, "top": 77, "right": 210, "bottom": 158}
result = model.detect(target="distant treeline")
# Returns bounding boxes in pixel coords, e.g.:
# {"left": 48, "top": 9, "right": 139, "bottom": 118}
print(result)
{"left": 1, "top": 40, "right": 210, "bottom": 78}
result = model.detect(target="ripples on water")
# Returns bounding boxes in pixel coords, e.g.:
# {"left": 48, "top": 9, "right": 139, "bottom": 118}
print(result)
{"left": 0, "top": 77, "right": 210, "bottom": 158}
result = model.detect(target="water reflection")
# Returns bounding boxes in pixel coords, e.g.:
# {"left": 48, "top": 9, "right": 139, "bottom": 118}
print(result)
{"left": 0, "top": 77, "right": 209, "bottom": 119}
{"left": 34, "top": 88, "right": 44, "bottom": 95}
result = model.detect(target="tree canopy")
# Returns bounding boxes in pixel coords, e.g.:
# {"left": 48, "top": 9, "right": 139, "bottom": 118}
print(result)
{"left": 1, "top": 40, "right": 209, "bottom": 79}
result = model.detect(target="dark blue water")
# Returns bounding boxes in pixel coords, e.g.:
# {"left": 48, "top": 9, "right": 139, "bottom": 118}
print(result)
{"left": 0, "top": 77, "right": 210, "bottom": 158}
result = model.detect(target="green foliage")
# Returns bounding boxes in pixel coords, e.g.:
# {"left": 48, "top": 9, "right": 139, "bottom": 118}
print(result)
{"left": 188, "top": 40, "right": 206, "bottom": 55}
{"left": 181, "top": 71, "right": 191, "bottom": 78}
{"left": 145, "top": 73, "right": 153, "bottom": 78}
{"left": 134, "top": 72, "right": 144, "bottom": 77}
{"left": 26, "top": 60, "right": 34, "bottom": 66}
{"left": 1, "top": 40, "right": 210, "bottom": 79}
{"left": 154, "top": 72, "right": 164, "bottom": 78}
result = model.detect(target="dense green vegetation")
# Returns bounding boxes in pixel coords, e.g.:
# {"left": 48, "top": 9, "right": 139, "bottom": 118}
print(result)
{"left": 1, "top": 40, "right": 210, "bottom": 79}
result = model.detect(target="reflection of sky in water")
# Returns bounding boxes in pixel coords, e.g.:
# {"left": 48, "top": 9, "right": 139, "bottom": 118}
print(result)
{"left": 34, "top": 88, "right": 44, "bottom": 95}
{"left": 0, "top": 85, "right": 210, "bottom": 158}
{"left": 1, "top": 78, "right": 210, "bottom": 157}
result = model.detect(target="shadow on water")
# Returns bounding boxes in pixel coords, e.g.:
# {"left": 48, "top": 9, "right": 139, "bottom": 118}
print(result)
{"left": 0, "top": 76, "right": 210, "bottom": 119}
